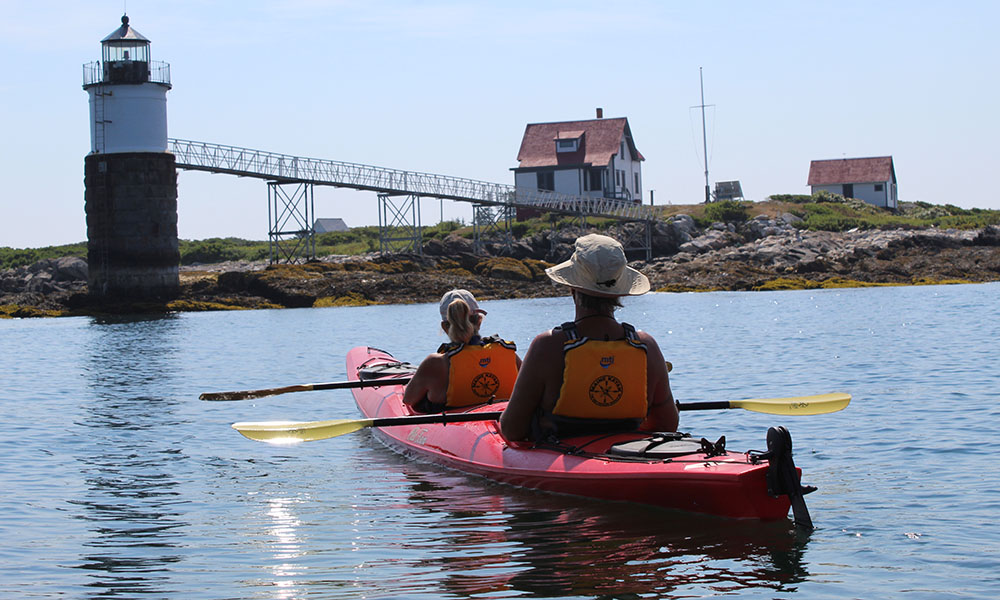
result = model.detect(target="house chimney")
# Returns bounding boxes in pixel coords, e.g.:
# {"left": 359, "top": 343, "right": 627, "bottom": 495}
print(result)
{"left": 596, "top": 107, "right": 603, "bottom": 119}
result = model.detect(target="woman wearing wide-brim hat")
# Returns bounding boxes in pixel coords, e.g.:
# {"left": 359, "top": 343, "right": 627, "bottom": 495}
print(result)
{"left": 500, "top": 234, "right": 678, "bottom": 441}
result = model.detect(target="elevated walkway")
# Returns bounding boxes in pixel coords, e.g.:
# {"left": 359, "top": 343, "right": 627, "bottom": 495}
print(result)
{"left": 168, "top": 138, "right": 656, "bottom": 261}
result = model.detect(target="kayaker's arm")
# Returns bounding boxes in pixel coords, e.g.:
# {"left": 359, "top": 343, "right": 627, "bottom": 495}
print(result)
{"left": 402, "top": 353, "right": 449, "bottom": 408}
{"left": 501, "top": 331, "right": 560, "bottom": 441}
{"left": 637, "top": 332, "right": 679, "bottom": 433}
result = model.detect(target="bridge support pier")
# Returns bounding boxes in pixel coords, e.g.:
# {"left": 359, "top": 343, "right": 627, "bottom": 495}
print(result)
{"left": 620, "top": 220, "right": 653, "bottom": 261}
{"left": 378, "top": 193, "right": 422, "bottom": 254}
{"left": 268, "top": 181, "right": 315, "bottom": 264}
{"left": 472, "top": 204, "right": 513, "bottom": 255}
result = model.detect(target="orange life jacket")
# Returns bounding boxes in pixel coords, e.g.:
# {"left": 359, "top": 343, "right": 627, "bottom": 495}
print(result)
{"left": 551, "top": 322, "right": 648, "bottom": 421}
{"left": 439, "top": 336, "right": 519, "bottom": 407}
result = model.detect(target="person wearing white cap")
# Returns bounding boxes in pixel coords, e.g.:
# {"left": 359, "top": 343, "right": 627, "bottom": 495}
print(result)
{"left": 500, "top": 234, "right": 677, "bottom": 441}
{"left": 403, "top": 289, "right": 521, "bottom": 413}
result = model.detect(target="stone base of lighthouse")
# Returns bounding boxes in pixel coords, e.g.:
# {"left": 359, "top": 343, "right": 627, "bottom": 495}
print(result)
{"left": 84, "top": 152, "right": 179, "bottom": 299}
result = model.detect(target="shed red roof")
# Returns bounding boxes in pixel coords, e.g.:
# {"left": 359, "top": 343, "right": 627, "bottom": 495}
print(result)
{"left": 516, "top": 117, "right": 643, "bottom": 169}
{"left": 808, "top": 156, "right": 895, "bottom": 186}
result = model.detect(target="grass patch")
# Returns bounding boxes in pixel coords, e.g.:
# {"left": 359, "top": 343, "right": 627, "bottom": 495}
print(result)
{"left": 0, "top": 243, "right": 87, "bottom": 270}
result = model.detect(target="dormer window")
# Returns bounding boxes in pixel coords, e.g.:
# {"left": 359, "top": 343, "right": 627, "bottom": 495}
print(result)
{"left": 554, "top": 130, "right": 584, "bottom": 153}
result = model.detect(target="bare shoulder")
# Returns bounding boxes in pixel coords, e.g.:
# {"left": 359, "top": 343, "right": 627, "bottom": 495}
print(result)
{"left": 633, "top": 328, "right": 666, "bottom": 368}
{"left": 416, "top": 352, "right": 448, "bottom": 373}
{"left": 634, "top": 328, "right": 663, "bottom": 351}
{"left": 524, "top": 328, "right": 565, "bottom": 358}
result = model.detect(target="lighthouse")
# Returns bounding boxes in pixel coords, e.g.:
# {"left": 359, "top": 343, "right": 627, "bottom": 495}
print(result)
{"left": 82, "top": 15, "right": 179, "bottom": 300}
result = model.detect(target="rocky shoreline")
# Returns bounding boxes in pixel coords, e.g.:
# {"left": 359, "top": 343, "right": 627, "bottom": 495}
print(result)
{"left": 3, "top": 214, "right": 999, "bottom": 317}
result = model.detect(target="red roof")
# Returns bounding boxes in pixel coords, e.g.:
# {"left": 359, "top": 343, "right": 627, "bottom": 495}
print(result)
{"left": 515, "top": 117, "right": 643, "bottom": 169}
{"left": 808, "top": 156, "right": 895, "bottom": 186}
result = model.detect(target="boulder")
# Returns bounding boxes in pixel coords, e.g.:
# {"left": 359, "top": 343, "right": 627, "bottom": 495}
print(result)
{"left": 974, "top": 226, "right": 1000, "bottom": 246}
{"left": 678, "top": 230, "right": 736, "bottom": 254}
{"left": 443, "top": 234, "right": 475, "bottom": 255}
{"left": 669, "top": 214, "right": 697, "bottom": 237}
{"left": 52, "top": 257, "right": 88, "bottom": 282}
{"left": 25, "top": 272, "right": 56, "bottom": 293}
{"left": 651, "top": 220, "right": 691, "bottom": 254}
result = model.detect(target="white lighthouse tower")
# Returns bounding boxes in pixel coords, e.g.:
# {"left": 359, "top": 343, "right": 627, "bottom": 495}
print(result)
{"left": 82, "top": 15, "right": 179, "bottom": 300}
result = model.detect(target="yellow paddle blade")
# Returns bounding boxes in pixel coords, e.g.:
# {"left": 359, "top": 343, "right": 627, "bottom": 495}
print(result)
{"left": 731, "top": 392, "right": 851, "bottom": 416}
{"left": 232, "top": 418, "right": 375, "bottom": 443}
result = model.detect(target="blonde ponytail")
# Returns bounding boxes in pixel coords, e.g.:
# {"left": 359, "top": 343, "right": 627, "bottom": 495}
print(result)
{"left": 446, "top": 298, "right": 481, "bottom": 343}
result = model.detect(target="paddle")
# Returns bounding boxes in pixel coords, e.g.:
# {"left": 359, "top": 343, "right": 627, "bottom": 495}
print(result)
{"left": 200, "top": 377, "right": 413, "bottom": 401}
{"left": 232, "top": 392, "right": 851, "bottom": 443}
{"left": 233, "top": 411, "right": 505, "bottom": 443}
{"left": 677, "top": 392, "right": 852, "bottom": 416}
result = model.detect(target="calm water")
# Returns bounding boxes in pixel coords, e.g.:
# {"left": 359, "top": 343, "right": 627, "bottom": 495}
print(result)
{"left": 2, "top": 284, "right": 999, "bottom": 599}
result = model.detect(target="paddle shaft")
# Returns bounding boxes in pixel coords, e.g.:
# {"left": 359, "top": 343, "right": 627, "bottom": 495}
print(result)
{"left": 371, "top": 411, "right": 503, "bottom": 428}
{"left": 201, "top": 377, "right": 412, "bottom": 401}
{"left": 679, "top": 401, "right": 730, "bottom": 411}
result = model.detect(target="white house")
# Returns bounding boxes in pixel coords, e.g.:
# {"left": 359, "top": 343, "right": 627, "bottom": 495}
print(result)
{"left": 512, "top": 110, "right": 644, "bottom": 205}
{"left": 314, "top": 218, "right": 349, "bottom": 233}
{"left": 807, "top": 156, "right": 898, "bottom": 209}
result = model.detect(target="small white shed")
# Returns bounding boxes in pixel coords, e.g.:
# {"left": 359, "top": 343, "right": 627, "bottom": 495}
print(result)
{"left": 807, "top": 156, "right": 897, "bottom": 209}
{"left": 314, "top": 218, "right": 349, "bottom": 233}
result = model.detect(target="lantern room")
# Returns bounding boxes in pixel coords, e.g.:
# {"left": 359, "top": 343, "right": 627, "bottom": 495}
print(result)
{"left": 101, "top": 15, "right": 154, "bottom": 84}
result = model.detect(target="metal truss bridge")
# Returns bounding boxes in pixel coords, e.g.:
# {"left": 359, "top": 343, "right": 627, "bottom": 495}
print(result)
{"left": 168, "top": 138, "right": 656, "bottom": 263}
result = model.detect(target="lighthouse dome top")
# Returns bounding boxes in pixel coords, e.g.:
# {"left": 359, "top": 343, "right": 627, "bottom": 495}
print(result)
{"left": 102, "top": 15, "right": 150, "bottom": 44}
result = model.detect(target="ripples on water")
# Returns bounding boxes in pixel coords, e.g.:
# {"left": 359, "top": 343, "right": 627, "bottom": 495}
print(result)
{"left": 1, "top": 283, "right": 998, "bottom": 598}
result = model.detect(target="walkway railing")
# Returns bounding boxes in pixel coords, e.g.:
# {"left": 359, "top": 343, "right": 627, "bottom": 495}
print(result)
{"left": 168, "top": 138, "right": 655, "bottom": 222}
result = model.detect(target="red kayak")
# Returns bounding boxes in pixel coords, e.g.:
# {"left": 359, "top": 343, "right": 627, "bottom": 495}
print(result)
{"left": 347, "top": 345, "right": 812, "bottom": 524}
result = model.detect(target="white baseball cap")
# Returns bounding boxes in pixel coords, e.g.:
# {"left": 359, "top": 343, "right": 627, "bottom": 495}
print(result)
{"left": 439, "top": 289, "right": 487, "bottom": 320}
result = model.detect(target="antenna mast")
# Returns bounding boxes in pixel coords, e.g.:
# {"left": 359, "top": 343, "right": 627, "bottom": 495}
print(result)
{"left": 699, "top": 67, "right": 711, "bottom": 203}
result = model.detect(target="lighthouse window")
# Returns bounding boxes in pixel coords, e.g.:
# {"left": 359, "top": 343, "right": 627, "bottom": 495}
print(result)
{"left": 105, "top": 44, "right": 149, "bottom": 63}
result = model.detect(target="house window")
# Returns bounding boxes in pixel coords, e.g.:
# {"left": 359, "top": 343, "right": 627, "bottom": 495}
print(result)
{"left": 874, "top": 183, "right": 884, "bottom": 192}
{"left": 556, "top": 139, "right": 578, "bottom": 152}
{"left": 537, "top": 171, "right": 554, "bottom": 191}
{"left": 634, "top": 173, "right": 640, "bottom": 195}
{"left": 620, "top": 141, "right": 625, "bottom": 160}
{"left": 589, "top": 168, "right": 603, "bottom": 191}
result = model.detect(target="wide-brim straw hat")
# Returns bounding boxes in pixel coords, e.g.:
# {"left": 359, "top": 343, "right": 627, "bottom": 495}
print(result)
{"left": 545, "top": 234, "right": 650, "bottom": 297}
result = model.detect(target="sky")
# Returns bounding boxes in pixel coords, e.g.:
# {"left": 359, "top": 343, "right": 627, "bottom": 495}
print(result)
{"left": 2, "top": 0, "right": 998, "bottom": 248}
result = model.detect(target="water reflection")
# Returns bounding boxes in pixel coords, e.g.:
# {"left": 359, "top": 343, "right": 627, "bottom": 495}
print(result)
{"left": 264, "top": 496, "right": 306, "bottom": 598}
{"left": 356, "top": 461, "right": 810, "bottom": 599}
{"left": 71, "top": 315, "right": 190, "bottom": 597}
